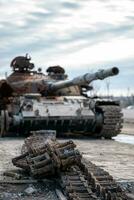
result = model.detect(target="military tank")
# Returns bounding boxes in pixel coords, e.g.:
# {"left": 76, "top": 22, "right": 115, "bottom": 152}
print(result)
{"left": 0, "top": 54, "right": 123, "bottom": 138}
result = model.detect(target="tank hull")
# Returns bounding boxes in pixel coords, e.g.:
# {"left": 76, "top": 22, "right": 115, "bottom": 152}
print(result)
{"left": 0, "top": 96, "right": 123, "bottom": 139}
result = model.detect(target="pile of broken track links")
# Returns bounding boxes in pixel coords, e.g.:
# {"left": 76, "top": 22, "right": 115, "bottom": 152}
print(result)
{"left": 12, "top": 132, "right": 81, "bottom": 177}
{"left": 4, "top": 131, "right": 129, "bottom": 200}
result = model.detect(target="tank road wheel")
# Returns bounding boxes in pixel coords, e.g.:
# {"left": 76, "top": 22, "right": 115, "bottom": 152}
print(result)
{"left": 0, "top": 110, "right": 9, "bottom": 137}
{"left": 95, "top": 105, "right": 123, "bottom": 139}
{"left": 5, "top": 110, "right": 10, "bottom": 133}
{"left": 0, "top": 110, "right": 5, "bottom": 137}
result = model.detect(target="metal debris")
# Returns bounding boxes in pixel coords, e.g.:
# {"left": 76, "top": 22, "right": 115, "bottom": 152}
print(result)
{"left": 9, "top": 131, "right": 131, "bottom": 199}
{"left": 12, "top": 131, "right": 81, "bottom": 178}
{"left": 24, "top": 185, "right": 37, "bottom": 195}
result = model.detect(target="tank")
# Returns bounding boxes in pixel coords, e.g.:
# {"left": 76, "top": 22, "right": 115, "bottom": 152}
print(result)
{"left": 0, "top": 54, "right": 123, "bottom": 138}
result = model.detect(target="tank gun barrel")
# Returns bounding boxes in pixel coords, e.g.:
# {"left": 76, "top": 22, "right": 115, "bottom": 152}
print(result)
{"left": 49, "top": 67, "right": 119, "bottom": 91}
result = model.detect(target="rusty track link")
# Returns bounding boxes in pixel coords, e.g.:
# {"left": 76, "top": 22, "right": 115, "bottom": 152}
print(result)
{"left": 79, "top": 159, "right": 128, "bottom": 200}
{"left": 60, "top": 165, "right": 100, "bottom": 200}
{"left": 96, "top": 105, "right": 123, "bottom": 139}
{"left": 60, "top": 160, "right": 129, "bottom": 200}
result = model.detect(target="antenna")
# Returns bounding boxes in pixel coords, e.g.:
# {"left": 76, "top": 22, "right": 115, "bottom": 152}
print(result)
{"left": 5, "top": 72, "right": 8, "bottom": 79}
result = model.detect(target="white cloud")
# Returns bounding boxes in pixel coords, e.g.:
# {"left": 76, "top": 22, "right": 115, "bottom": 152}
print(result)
{"left": 0, "top": 0, "right": 134, "bottom": 95}
{"left": 38, "top": 37, "right": 134, "bottom": 69}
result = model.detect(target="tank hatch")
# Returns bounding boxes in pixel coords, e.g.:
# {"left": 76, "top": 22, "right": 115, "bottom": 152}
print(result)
{"left": 10, "top": 54, "right": 34, "bottom": 72}
{"left": 46, "top": 65, "right": 67, "bottom": 80}
{"left": 46, "top": 65, "right": 65, "bottom": 74}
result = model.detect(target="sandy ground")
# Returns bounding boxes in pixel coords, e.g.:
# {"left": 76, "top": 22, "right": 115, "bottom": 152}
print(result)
{"left": 0, "top": 138, "right": 24, "bottom": 180}
{"left": 122, "top": 122, "right": 134, "bottom": 135}
{"left": 122, "top": 108, "right": 134, "bottom": 135}
{"left": 0, "top": 128, "right": 134, "bottom": 182}
{"left": 75, "top": 138, "right": 134, "bottom": 181}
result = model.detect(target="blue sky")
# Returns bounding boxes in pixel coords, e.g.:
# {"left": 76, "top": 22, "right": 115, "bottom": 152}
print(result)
{"left": 0, "top": 0, "right": 134, "bottom": 96}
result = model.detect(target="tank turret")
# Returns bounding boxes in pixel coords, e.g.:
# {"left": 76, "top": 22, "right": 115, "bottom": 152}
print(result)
{"left": 6, "top": 65, "right": 119, "bottom": 96}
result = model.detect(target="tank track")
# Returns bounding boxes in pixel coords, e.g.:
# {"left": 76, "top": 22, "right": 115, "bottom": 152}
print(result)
{"left": 60, "top": 160, "right": 128, "bottom": 200}
{"left": 11, "top": 133, "right": 129, "bottom": 200}
{"left": 79, "top": 159, "right": 128, "bottom": 199}
{"left": 60, "top": 166, "right": 101, "bottom": 200}
{"left": 95, "top": 105, "right": 123, "bottom": 139}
